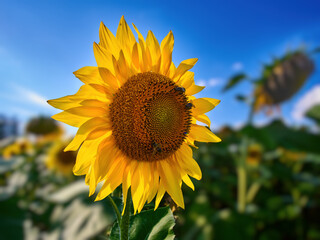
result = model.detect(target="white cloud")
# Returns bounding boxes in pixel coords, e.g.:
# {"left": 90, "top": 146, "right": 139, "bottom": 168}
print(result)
{"left": 208, "top": 78, "right": 222, "bottom": 87}
{"left": 197, "top": 79, "right": 207, "bottom": 87}
{"left": 232, "top": 62, "right": 243, "bottom": 71}
{"left": 196, "top": 78, "right": 222, "bottom": 88}
{"left": 11, "top": 84, "right": 49, "bottom": 108}
{"left": 292, "top": 85, "right": 320, "bottom": 121}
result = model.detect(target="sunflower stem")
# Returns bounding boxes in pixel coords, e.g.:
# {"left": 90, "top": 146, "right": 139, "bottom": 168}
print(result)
{"left": 120, "top": 191, "right": 131, "bottom": 240}
{"left": 107, "top": 195, "right": 121, "bottom": 228}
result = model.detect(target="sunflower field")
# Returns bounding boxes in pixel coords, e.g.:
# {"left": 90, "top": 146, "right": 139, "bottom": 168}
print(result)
{"left": 1, "top": 7, "right": 320, "bottom": 240}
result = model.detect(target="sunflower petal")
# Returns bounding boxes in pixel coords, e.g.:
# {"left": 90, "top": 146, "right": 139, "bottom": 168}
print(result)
{"left": 189, "top": 124, "right": 221, "bottom": 142}
{"left": 65, "top": 117, "right": 109, "bottom": 152}
{"left": 146, "top": 31, "right": 161, "bottom": 72}
{"left": 173, "top": 58, "right": 198, "bottom": 81}
{"left": 192, "top": 98, "right": 220, "bottom": 116}
{"left": 158, "top": 159, "right": 185, "bottom": 209}
{"left": 177, "top": 143, "right": 202, "bottom": 180}
{"left": 185, "top": 83, "right": 205, "bottom": 96}
{"left": 52, "top": 111, "right": 90, "bottom": 127}
{"left": 160, "top": 31, "right": 174, "bottom": 75}
{"left": 182, "top": 174, "right": 194, "bottom": 190}
{"left": 194, "top": 114, "right": 211, "bottom": 127}
{"left": 99, "top": 22, "right": 120, "bottom": 58}
{"left": 66, "top": 106, "right": 108, "bottom": 118}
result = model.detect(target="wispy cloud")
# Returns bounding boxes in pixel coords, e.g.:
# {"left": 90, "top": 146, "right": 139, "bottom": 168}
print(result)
{"left": 196, "top": 78, "right": 222, "bottom": 88}
{"left": 292, "top": 85, "right": 320, "bottom": 121}
{"left": 232, "top": 62, "right": 243, "bottom": 71}
{"left": 10, "top": 84, "right": 49, "bottom": 108}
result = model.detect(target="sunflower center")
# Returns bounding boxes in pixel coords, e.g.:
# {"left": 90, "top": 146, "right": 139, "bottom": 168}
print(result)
{"left": 57, "top": 147, "right": 77, "bottom": 165}
{"left": 110, "top": 72, "right": 191, "bottom": 161}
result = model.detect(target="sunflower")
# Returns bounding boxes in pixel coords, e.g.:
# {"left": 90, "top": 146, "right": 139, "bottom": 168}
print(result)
{"left": 2, "top": 138, "right": 33, "bottom": 160}
{"left": 48, "top": 16, "right": 221, "bottom": 214}
{"left": 246, "top": 144, "right": 263, "bottom": 167}
{"left": 46, "top": 140, "right": 77, "bottom": 176}
{"left": 254, "top": 51, "right": 314, "bottom": 112}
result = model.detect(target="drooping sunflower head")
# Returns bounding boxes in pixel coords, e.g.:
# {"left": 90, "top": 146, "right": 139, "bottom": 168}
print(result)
{"left": 254, "top": 51, "right": 314, "bottom": 113}
{"left": 46, "top": 140, "right": 77, "bottom": 176}
{"left": 48, "top": 16, "right": 221, "bottom": 214}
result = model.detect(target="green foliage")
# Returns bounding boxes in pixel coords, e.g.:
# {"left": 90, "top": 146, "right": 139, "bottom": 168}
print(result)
{"left": 306, "top": 104, "right": 320, "bottom": 125}
{"left": 222, "top": 73, "right": 247, "bottom": 92}
{"left": 110, "top": 207, "right": 175, "bottom": 240}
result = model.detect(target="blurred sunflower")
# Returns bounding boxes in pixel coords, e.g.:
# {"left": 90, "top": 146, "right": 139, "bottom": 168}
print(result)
{"left": 254, "top": 51, "right": 314, "bottom": 112}
{"left": 46, "top": 140, "right": 77, "bottom": 176}
{"left": 26, "top": 116, "right": 64, "bottom": 143}
{"left": 48, "top": 16, "right": 221, "bottom": 214}
{"left": 2, "top": 138, "right": 33, "bottom": 160}
{"left": 246, "top": 144, "right": 263, "bottom": 167}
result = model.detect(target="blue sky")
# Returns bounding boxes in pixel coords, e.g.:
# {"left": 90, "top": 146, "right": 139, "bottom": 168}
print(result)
{"left": 1, "top": 0, "right": 320, "bottom": 133}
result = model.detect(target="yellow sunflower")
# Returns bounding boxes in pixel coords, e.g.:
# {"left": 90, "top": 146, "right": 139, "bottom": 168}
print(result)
{"left": 46, "top": 140, "right": 77, "bottom": 176}
{"left": 48, "top": 16, "right": 221, "bottom": 214}
{"left": 2, "top": 138, "right": 33, "bottom": 160}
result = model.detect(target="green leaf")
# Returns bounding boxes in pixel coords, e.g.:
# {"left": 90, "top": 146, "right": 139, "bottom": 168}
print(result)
{"left": 222, "top": 73, "right": 247, "bottom": 92}
{"left": 235, "top": 94, "right": 248, "bottom": 102}
{"left": 311, "top": 46, "right": 320, "bottom": 54}
{"left": 306, "top": 104, "right": 320, "bottom": 125}
{"left": 110, "top": 207, "right": 175, "bottom": 240}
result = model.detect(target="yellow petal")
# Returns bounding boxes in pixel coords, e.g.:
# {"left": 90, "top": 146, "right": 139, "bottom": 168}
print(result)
{"left": 179, "top": 71, "right": 194, "bottom": 89}
{"left": 52, "top": 111, "right": 90, "bottom": 127}
{"left": 66, "top": 106, "right": 108, "bottom": 118}
{"left": 122, "top": 160, "right": 137, "bottom": 215}
{"left": 146, "top": 31, "right": 161, "bottom": 72}
{"left": 93, "top": 42, "right": 114, "bottom": 73}
{"left": 132, "top": 23, "right": 151, "bottom": 72}
{"left": 194, "top": 114, "right": 211, "bottom": 127}
{"left": 86, "top": 126, "right": 111, "bottom": 141}
{"left": 73, "top": 66, "right": 105, "bottom": 86}
{"left": 155, "top": 180, "right": 166, "bottom": 210}
{"left": 47, "top": 96, "right": 81, "bottom": 110}
{"left": 116, "top": 16, "right": 136, "bottom": 57}
{"left": 98, "top": 67, "right": 120, "bottom": 90}
{"left": 131, "top": 42, "right": 140, "bottom": 70}
{"left": 182, "top": 174, "right": 194, "bottom": 191}
{"left": 94, "top": 138, "right": 119, "bottom": 182}
{"left": 185, "top": 83, "right": 205, "bottom": 96}
{"left": 64, "top": 117, "right": 110, "bottom": 151}
{"left": 99, "top": 22, "right": 120, "bottom": 58}
{"left": 160, "top": 31, "right": 174, "bottom": 75}
{"left": 80, "top": 99, "right": 109, "bottom": 108}
{"left": 177, "top": 143, "right": 202, "bottom": 180}
{"left": 131, "top": 162, "right": 146, "bottom": 214}
{"left": 173, "top": 58, "right": 198, "bottom": 81}
{"left": 95, "top": 157, "right": 126, "bottom": 201}
{"left": 189, "top": 124, "right": 221, "bottom": 142}
{"left": 158, "top": 159, "right": 185, "bottom": 209}
{"left": 192, "top": 98, "right": 220, "bottom": 116}
{"left": 73, "top": 135, "right": 105, "bottom": 176}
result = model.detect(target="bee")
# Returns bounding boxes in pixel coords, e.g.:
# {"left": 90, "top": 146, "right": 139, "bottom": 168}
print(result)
{"left": 186, "top": 102, "right": 194, "bottom": 109}
{"left": 152, "top": 142, "right": 162, "bottom": 155}
{"left": 174, "top": 86, "right": 186, "bottom": 93}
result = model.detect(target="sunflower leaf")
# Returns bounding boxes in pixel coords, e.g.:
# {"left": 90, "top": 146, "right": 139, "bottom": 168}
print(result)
{"left": 222, "top": 73, "right": 247, "bottom": 92}
{"left": 306, "top": 104, "right": 320, "bottom": 126}
{"left": 110, "top": 206, "right": 175, "bottom": 240}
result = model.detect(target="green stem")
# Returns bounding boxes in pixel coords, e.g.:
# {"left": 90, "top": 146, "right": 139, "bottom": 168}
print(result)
{"left": 108, "top": 195, "right": 121, "bottom": 227}
{"left": 120, "top": 191, "right": 131, "bottom": 240}
{"left": 237, "top": 166, "right": 247, "bottom": 213}
{"left": 246, "top": 182, "right": 261, "bottom": 203}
